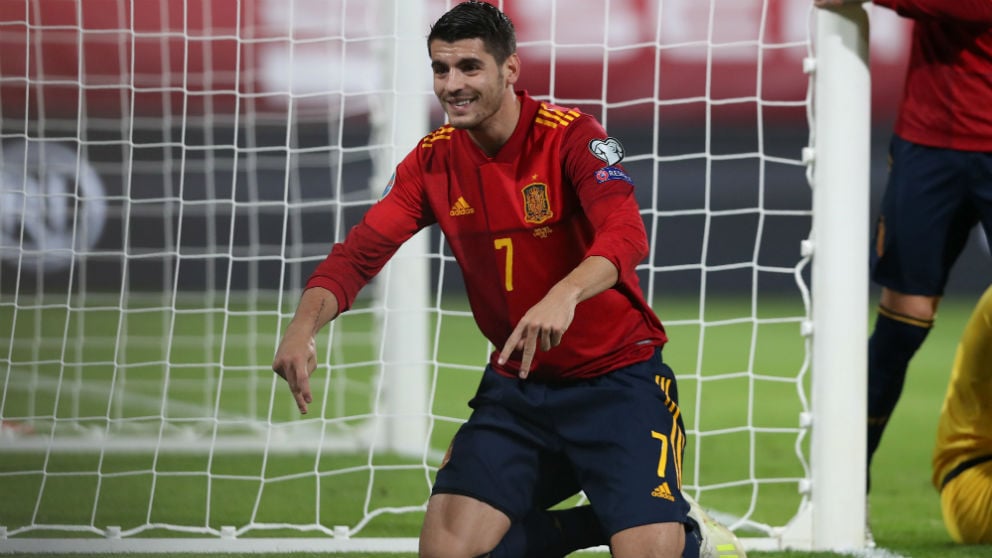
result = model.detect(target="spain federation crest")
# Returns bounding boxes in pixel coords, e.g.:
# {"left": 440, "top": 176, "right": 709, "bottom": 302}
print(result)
{"left": 522, "top": 183, "right": 553, "bottom": 224}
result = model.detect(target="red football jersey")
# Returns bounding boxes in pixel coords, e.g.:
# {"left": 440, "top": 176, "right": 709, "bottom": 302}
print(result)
{"left": 307, "top": 91, "right": 666, "bottom": 380}
{"left": 876, "top": 0, "right": 992, "bottom": 151}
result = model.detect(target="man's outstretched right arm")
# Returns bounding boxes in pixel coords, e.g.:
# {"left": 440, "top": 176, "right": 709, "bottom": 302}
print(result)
{"left": 272, "top": 287, "right": 340, "bottom": 414}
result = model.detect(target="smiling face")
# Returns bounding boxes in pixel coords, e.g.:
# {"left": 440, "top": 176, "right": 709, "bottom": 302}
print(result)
{"left": 429, "top": 37, "right": 519, "bottom": 134}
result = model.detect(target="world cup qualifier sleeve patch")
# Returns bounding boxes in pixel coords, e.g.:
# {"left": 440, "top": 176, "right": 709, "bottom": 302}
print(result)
{"left": 594, "top": 165, "right": 634, "bottom": 185}
{"left": 588, "top": 137, "right": 625, "bottom": 165}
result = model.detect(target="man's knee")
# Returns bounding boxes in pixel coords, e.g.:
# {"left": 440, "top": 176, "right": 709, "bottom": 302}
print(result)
{"left": 879, "top": 288, "right": 940, "bottom": 321}
{"left": 419, "top": 493, "right": 509, "bottom": 558}
{"left": 610, "top": 521, "right": 685, "bottom": 558}
{"left": 418, "top": 536, "right": 494, "bottom": 558}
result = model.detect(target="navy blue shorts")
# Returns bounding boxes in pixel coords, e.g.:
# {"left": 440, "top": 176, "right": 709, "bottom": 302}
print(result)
{"left": 432, "top": 348, "right": 690, "bottom": 537}
{"left": 871, "top": 134, "right": 992, "bottom": 296}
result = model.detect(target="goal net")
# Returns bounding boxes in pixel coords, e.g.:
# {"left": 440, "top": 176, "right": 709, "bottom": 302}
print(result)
{"left": 0, "top": 0, "right": 873, "bottom": 553}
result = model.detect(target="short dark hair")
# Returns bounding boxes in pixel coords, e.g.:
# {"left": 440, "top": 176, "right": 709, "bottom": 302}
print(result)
{"left": 427, "top": 1, "right": 516, "bottom": 64}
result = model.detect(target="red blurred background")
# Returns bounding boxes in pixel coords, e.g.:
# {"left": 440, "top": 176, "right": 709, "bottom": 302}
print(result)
{"left": 0, "top": 0, "right": 910, "bottom": 124}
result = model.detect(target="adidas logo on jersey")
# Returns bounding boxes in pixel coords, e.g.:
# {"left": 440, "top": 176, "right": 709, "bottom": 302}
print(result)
{"left": 651, "top": 482, "right": 674, "bottom": 501}
{"left": 449, "top": 196, "right": 475, "bottom": 216}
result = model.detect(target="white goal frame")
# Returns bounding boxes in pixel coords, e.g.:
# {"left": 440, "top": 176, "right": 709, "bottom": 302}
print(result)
{"left": 0, "top": 1, "right": 871, "bottom": 554}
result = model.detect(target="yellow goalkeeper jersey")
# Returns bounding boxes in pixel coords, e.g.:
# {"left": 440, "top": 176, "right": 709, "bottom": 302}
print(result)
{"left": 932, "top": 285, "right": 992, "bottom": 544}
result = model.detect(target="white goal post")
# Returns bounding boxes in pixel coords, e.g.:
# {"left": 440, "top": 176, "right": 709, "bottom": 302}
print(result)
{"left": 0, "top": 0, "right": 873, "bottom": 554}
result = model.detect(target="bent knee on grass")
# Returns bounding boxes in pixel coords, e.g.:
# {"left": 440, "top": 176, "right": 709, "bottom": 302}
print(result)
{"left": 419, "top": 493, "right": 510, "bottom": 558}
{"left": 610, "top": 521, "right": 686, "bottom": 558}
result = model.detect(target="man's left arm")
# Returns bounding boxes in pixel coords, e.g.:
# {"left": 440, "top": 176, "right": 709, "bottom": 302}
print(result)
{"left": 498, "top": 118, "right": 649, "bottom": 378}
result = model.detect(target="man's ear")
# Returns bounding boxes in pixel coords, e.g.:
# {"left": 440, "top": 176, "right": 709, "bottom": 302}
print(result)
{"left": 505, "top": 53, "right": 521, "bottom": 85}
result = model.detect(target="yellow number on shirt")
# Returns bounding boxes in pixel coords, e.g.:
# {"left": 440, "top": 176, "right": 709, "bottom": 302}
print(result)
{"left": 651, "top": 430, "right": 669, "bottom": 478}
{"left": 494, "top": 237, "right": 513, "bottom": 292}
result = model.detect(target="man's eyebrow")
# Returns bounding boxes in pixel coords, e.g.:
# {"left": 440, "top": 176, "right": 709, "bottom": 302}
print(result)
{"left": 432, "top": 55, "right": 484, "bottom": 67}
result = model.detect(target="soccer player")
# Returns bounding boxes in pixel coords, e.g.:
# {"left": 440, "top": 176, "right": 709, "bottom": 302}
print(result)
{"left": 932, "top": 285, "right": 992, "bottom": 544}
{"left": 813, "top": 0, "right": 992, "bottom": 489}
{"left": 272, "top": 1, "right": 745, "bottom": 557}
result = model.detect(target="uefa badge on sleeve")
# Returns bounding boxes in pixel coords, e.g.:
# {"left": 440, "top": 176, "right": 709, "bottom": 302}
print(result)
{"left": 588, "top": 137, "right": 625, "bottom": 165}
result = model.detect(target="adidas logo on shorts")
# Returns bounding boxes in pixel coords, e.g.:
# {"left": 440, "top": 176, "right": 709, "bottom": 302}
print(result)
{"left": 651, "top": 482, "right": 675, "bottom": 501}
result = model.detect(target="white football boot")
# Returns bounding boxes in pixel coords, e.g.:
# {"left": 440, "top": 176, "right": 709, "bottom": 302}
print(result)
{"left": 684, "top": 492, "right": 747, "bottom": 558}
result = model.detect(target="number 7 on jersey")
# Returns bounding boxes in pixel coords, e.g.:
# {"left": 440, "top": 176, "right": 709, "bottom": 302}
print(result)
{"left": 494, "top": 237, "right": 514, "bottom": 292}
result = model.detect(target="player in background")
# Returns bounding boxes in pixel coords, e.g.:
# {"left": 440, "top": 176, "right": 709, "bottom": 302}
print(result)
{"left": 272, "top": 1, "right": 745, "bottom": 557}
{"left": 932, "top": 284, "right": 992, "bottom": 544}
{"left": 814, "top": 0, "right": 992, "bottom": 491}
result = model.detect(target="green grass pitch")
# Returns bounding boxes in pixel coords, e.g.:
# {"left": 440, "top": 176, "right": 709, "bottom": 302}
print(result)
{"left": 0, "top": 292, "right": 988, "bottom": 557}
